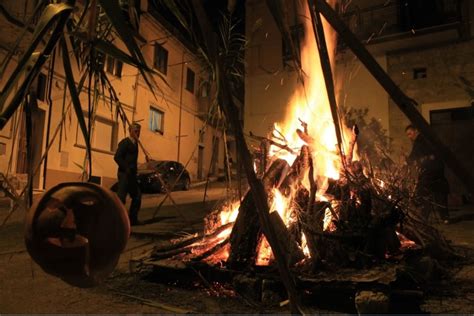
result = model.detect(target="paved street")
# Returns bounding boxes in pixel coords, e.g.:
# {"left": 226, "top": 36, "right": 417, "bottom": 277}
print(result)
{"left": 130, "top": 180, "right": 242, "bottom": 238}
{"left": 1, "top": 180, "right": 474, "bottom": 313}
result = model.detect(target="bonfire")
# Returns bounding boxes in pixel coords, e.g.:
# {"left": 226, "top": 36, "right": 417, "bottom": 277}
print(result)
{"left": 136, "top": 1, "right": 458, "bottom": 312}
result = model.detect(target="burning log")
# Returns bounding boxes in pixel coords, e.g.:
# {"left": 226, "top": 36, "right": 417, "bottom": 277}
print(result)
{"left": 269, "top": 211, "right": 305, "bottom": 266}
{"left": 279, "top": 145, "right": 312, "bottom": 191}
{"left": 303, "top": 202, "right": 327, "bottom": 261}
{"left": 192, "top": 237, "right": 230, "bottom": 262}
{"left": 227, "top": 159, "right": 289, "bottom": 269}
{"left": 150, "top": 223, "right": 233, "bottom": 260}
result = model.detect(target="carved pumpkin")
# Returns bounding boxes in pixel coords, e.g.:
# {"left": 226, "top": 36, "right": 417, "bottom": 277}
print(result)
{"left": 25, "top": 182, "right": 130, "bottom": 287}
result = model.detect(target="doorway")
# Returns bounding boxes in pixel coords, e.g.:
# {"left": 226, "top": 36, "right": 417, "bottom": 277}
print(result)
{"left": 430, "top": 106, "right": 474, "bottom": 195}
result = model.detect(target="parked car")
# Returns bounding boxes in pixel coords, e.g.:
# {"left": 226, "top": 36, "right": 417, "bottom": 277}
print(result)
{"left": 137, "top": 160, "right": 191, "bottom": 193}
{"left": 111, "top": 160, "right": 191, "bottom": 193}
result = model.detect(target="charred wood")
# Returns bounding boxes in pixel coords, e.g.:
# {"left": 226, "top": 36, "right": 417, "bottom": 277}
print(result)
{"left": 152, "top": 223, "right": 233, "bottom": 255}
{"left": 227, "top": 159, "right": 289, "bottom": 270}
{"left": 269, "top": 211, "right": 305, "bottom": 266}
{"left": 279, "top": 145, "right": 312, "bottom": 191}
{"left": 192, "top": 237, "right": 230, "bottom": 262}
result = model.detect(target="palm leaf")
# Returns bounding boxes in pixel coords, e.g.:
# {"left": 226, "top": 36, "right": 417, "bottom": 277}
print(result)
{"left": 0, "top": 2, "right": 74, "bottom": 129}
{"left": 75, "top": 33, "right": 170, "bottom": 87}
{"left": 97, "top": 0, "right": 159, "bottom": 96}
{"left": 61, "top": 37, "right": 92, "bottom": 181}
{"left": 0, "top": 1, "right": 46, "bottom": 78}
{"left": 160, "top": 0, "right": 190, "bottom": 31}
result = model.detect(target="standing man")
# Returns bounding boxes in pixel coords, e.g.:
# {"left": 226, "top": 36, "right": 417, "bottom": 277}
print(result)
{"left": 405, "top": 125, "right": 450, "bottom": 223}
{"left": 114, "top": 122, "right": 142, "bottom": 225}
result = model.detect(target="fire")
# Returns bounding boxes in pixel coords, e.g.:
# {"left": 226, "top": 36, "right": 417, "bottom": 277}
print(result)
{"left": 255, "top": 236, "right": 273, "bottom": 266}
{"left": 219, "top": 201, "right": 240, "bottom": 226}
{"left": 249, "top": 0, "right": 348, "bottom": 265}
{"left": 300, "top": 233, "right": 311, "bottom": 257}
{"left": 269, "top": 187, "right": 293, "bottom": 223}
{"left": 269, "top": 0, "right": 353, "bottom": 189}
{"left": 199, "top": 1, "right": 415, "bottom": 267}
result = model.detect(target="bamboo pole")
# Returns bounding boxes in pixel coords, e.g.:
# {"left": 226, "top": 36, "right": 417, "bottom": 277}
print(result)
{"left": 307, "top": 0, "right": 345, "bottom": 163}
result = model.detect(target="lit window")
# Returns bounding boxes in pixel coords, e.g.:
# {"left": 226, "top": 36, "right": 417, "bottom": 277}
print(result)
{"left": 154, "top": 44, "right": 168, "bottom": 75}
{"left": 76, "top": 114, "right": 118, "bottom": 152}
{"left": 149, "top": 107, "right": 164, "bottom": 134}
{"left": 106, "top": 56, "right": 123, "bottom": 78}
{"left": 186, "top": 68, "right": 195, "bottom": 93}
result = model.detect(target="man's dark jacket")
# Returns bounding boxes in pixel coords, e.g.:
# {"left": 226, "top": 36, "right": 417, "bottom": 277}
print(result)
{"left": 114, "top": 137, "right": 138, "bottom": 174}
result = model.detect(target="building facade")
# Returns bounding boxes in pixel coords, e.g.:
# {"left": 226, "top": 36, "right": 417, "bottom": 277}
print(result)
{"left": 0, "top": 0, "right": 227, "bottom": 191}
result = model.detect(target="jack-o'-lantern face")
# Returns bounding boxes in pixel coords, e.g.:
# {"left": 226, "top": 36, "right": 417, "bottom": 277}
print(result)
{"left": 25, "top": 182, "right": 130, "bottom": 288}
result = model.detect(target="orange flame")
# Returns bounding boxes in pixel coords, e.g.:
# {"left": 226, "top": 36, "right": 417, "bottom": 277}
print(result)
{"left": 269, "top": 0, "right": 354, "bottom": 188}
{"left": 203, "top": 0, "right": 370, "bottom": 266}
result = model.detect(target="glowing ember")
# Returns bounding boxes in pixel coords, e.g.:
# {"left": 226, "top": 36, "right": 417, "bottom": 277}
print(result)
{"left": 219, "top": 201, "right": 240, "bottom": 225}
{"left": 300, "top": 233, "right": 311, "bottom": 257}
{"left": 203, "top": 244, "right": 231, "bottom": 265}
{"left": 396, "top": 232, "right": 417, "bottom": 249}
{"left": 269, "top": 188, "right": 293, "bottom": 223}
{"left": 255, "top": 236, "right": 273, "bottom": 266}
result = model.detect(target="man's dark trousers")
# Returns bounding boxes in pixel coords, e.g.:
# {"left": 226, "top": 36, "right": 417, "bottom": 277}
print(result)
{"left": 117, "top": 171, "right": 141, "bottom": 224}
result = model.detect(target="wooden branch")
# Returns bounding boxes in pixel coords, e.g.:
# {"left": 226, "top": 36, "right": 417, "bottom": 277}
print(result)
{"left": 307, "top": 0, "right": 345, "bottom": 161}
{"left": 192, "top": 237, "right": 230, "bottom": 262}
{"left": 248, "top": 131, "right": 296, "bottom": 155}
{"left": 153, "top": 223, "right": 233, "bottom": 255}
{"left": 346, "top": 124, "right": 359, "bottom": 165}
{"left": 269, "top": 211, "right": 305, "bottom": 266}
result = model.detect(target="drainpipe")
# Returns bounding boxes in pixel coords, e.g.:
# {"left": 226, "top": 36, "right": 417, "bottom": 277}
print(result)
{"left": 177, "top": 50, "right": 185, "bottom": 162}
{"left": 132, "top": 67, "right": 140, "bottom": 124}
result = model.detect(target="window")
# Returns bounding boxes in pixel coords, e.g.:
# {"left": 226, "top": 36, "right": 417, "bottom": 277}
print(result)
{"left": 149, "top": 107, "right": 164, "bottom": 134}
{"left": 36, "top": 72, "right": 47, "bottom": 102}
{"left": 75, "top": 115, "right": 118, "bottom": 153}
{"left": 106, "top": 56, "right": 123, "bottom": 78}
{"left": 282, "top": 24, "right": 304, "bottom": 68}
{"left": 154, "top": 44, "right": 168, "bottom": 75}
{"left": 186, "top": 68, "right": 195, "bottom": 93}
{"left": 413, "top": 67, "right": 427, "bottom": 79}
{"left": 399, "top": 0, "right": 447, "bottom": 31}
